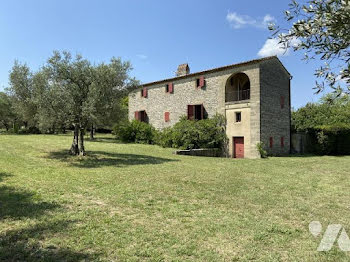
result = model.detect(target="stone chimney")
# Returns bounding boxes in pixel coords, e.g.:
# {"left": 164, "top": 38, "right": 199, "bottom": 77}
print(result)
{"left": 176, "top": 63, "right": 190, "bottom": 76}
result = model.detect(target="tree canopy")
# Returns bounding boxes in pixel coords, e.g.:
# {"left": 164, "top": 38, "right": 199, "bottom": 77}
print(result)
{"left": 292, "top": 93, "right": 350, "bottom": 132}
{"left": 271, "top": 0, "right": 350, "bottom": 95}
{"left": 7, "top": 51, "right": 137, "bottom": 155}
{"left": 0, "top": 92, "right": 16, "bottom": 131}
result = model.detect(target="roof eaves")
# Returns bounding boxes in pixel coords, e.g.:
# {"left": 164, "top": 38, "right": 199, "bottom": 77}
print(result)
{"left": 139, "top": 56, "right": 279, "bottom": 88}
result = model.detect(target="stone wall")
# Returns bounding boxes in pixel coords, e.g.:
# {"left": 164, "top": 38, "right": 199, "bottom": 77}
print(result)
{"left": 129, "top": 57, "right": 291, "bottom": 158}
{"left": 129, "top": 73, "right": 221, "bottom": 130}
{"left": 129, "top": 64, "right": 260, "bottom": 131}
{"left": 260, "top": 59, "right": 291, "bottom": 155}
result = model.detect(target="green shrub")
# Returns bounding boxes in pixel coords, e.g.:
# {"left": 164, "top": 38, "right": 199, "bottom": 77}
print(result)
{"left": 154, "top": 127, "right": 173, "bottom": 148}
{"left": 17, "top": 126, "right": 41, "bottom": 134}
{"left": 307, "top": 128, "right": 350, "bottom": 155}
{"left": 256, "top": 142, "right": 268, "bottom": 158}
{"left": 113, "top": 120, "right": 157, "bottom": 144}
{"left": 156, "top": 114, "right": 227, "bottom": 150}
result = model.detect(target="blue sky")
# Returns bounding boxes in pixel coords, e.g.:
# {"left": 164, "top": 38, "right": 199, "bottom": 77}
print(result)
{"left": 0, "top": 0, "right": 325, "bottom": 108}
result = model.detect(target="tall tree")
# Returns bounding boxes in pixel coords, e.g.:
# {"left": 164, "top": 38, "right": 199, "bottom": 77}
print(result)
{"left": 271, "top": 0, "right": 350, "bottom": 95}
{"left": 45, "top": 51, "right": 136, "bottom": 155}
{"left": 0, "top": 92, "right": 16, "bottom": 131}
{"left": 8, "top": 61, "right": 37, "bottom": 128}
{"left": 88, "top": 63, "right": 134, "bottom": 139}
{"left": 32, "top": 70, "right": 70, "bottom": 134}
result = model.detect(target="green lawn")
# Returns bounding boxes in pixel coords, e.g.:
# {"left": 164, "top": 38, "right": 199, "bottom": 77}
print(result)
{"left": 0, "top": 134, "right": 349, "bottom": 261}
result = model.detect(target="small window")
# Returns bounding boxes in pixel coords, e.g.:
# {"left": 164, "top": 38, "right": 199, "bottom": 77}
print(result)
{"left": 165, "top": 83, "right": 173, "bottom": 93}
{"left": 141, "top": 88, "right": 147, "bottom": 98}
{"left": 269, "top": 137, "right": 273, "bottom": 148}
{"left": 281, "top": 137, "right": 285, "bottom": 148}
{"left": 140, "top": 111, "right": 147, "bottom": 122}
{"left": 188, "top": 104, "right": 205, "bottom": 120}
{"left": 235, "top": 112, "right": 241, "bottom": 122}
{"left": 196, "top": 76, "right": 205, "bottom": 88}
{"left": 135, "top": 110, "right": 147, "bottom": 122}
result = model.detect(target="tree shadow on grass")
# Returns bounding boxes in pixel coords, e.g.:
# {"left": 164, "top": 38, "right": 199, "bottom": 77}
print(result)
{"left": 0, "top": 172, "right": 97, "bottom": 261}
{"left": 47, "top": 150, "right": 178, "bottom": 168}
{"left": 0, "top": 173, "right": 59, "bottom": 220}
{"left": 0, "top": 220, "right": 97, "bottom": 261}
{"left": 286, "top": 153, "right": 347, "bottom": 158}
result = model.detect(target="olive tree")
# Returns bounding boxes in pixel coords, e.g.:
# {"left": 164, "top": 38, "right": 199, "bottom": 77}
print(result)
{"left": 8, "top": 61, "right": 37, "bottom": 129}
{"left": 0, "top": 92, "right": 16, "bottom": 131}
{"left": 45, "top": 51, "right": 137, "bottom": 155}
{"left": 271, "top": 0, "right": 350, "bottom": 95}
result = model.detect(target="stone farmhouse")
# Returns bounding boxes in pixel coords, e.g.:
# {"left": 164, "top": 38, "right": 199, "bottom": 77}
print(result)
{"left": 128, "top": 56, "right": 291, "bottom": 158}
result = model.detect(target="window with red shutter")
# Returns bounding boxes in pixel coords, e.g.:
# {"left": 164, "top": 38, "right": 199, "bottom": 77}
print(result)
{"left": 269, "top": 137, "right": 273, "bottom": 148}
{"left": 164, "top": 112, "right": 170, "bottom": 122}
{"left": 142, "top": 88, "right": 148, "bottom": 98}
{"left": 169, "top": 83, "right": 173, "bottom": 93}
{"left": 165, "top": 83, "right": 174, "bottom": 93}
{"left": 281, "top": 137, "right": 284, "bottom": 147}
{"left": 140, "top": 111, "right": 147, "bottom": 122}
{"left": 199, "top": 76, "right": 205, "bottom": 88}
{"left": 187, "top": 105, "right": 194, "bottom": 120}
{"left": 280, "top": 96, "right": 285, "bottom": 109}
{"left": 196, "top": 76, "right": 205, "bottom": 88}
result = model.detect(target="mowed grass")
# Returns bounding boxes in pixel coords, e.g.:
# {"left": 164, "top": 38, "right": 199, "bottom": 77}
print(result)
{"left": 0, "top": 134, "right": 349, "bottom": 261}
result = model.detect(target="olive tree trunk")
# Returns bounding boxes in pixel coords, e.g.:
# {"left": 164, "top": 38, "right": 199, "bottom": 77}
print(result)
{"left": 70, "top": 125, "right": 79, "bottom": 155}
{"left": 90, "top": 124, "right": 95, "bottom": 139}
{"left": 79, "top": 128, "right": 86, "bottom": 156}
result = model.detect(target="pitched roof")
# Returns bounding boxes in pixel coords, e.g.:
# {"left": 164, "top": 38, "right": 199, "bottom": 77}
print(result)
{"left": 140, "top": 56, "right": 290, "bottom": 87}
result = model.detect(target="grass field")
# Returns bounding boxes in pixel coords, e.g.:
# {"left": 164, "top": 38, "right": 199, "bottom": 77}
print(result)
{"left": 0, "top": 134, "right": 349, "bottom": 261}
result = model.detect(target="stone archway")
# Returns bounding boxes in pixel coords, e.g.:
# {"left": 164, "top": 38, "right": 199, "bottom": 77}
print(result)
{"left": 225, "top": 73, "right": 250, "bottom": 103}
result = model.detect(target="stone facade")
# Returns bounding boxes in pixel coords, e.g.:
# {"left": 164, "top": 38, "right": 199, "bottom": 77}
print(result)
{"left": 260, "top": 59, "right": 291, "bottom": 156}
{"left": 129, "top": 56, "right": 291, "bottom": 158}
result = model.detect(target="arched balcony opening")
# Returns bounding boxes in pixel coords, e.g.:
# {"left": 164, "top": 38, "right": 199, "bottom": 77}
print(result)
{"left": 225, "top": 73, "right": 250, "bottom": 103}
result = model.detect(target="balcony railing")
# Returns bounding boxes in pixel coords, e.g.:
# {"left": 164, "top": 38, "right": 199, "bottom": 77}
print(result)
{"left": 225, "top": 89, "right": 250, "bottom": 103}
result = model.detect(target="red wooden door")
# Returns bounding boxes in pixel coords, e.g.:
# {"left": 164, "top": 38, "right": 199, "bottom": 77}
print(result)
{"left": 233, "top": 137, "right": 244, "bottom": 158}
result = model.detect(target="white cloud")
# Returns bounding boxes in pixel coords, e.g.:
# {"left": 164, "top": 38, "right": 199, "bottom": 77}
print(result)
{"left": 262, "top": 14, "right": 275, "bottom": 28}
{"left": 257, "top": 37, "right": 301, "bottom": 57}
{"left": 136, "top": 54, "right": 148, "bottom": 60}
{"left": 226, "top": 12, "right": 276, "bottom": 30}
{"left": 257, "top": 38, "right": 286, "bottom": 57}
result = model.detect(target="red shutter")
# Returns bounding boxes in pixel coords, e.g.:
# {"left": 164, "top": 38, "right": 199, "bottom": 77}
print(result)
{"left": 280, "top": 95, "right": 285, "bottom": 109}
{"left": 164, "top": 112, "right": 170, "bottom": 122}
{"left": 187, "top": 105, "right": 194, "bottom": 120}
{"left": 200, "top": 104, "right": 204, "bottom": 120}
{"left": 143, "top": 88, "right": 148, "bottom": 98}
{"left": 134, "top": 111, "right": 139, "bottom": 120}
{"left": 199, "top": 76, "right": 205, "bottom": 88}
{"left": 269, "top": 137, "right": 273, "bottom": 148}
{"left": 169, "top": 83, "right": 173, "bottom": 93}
{"left": 281, "top": 137, "right": 284, "bottom": 147}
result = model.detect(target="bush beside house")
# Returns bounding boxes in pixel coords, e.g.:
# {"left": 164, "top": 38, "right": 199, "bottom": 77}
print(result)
{"left": 113, "top": 120, "right": 157, "bottom": 144}
{"left": 113, "top": 115, "right": 228, "bottom": 153}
